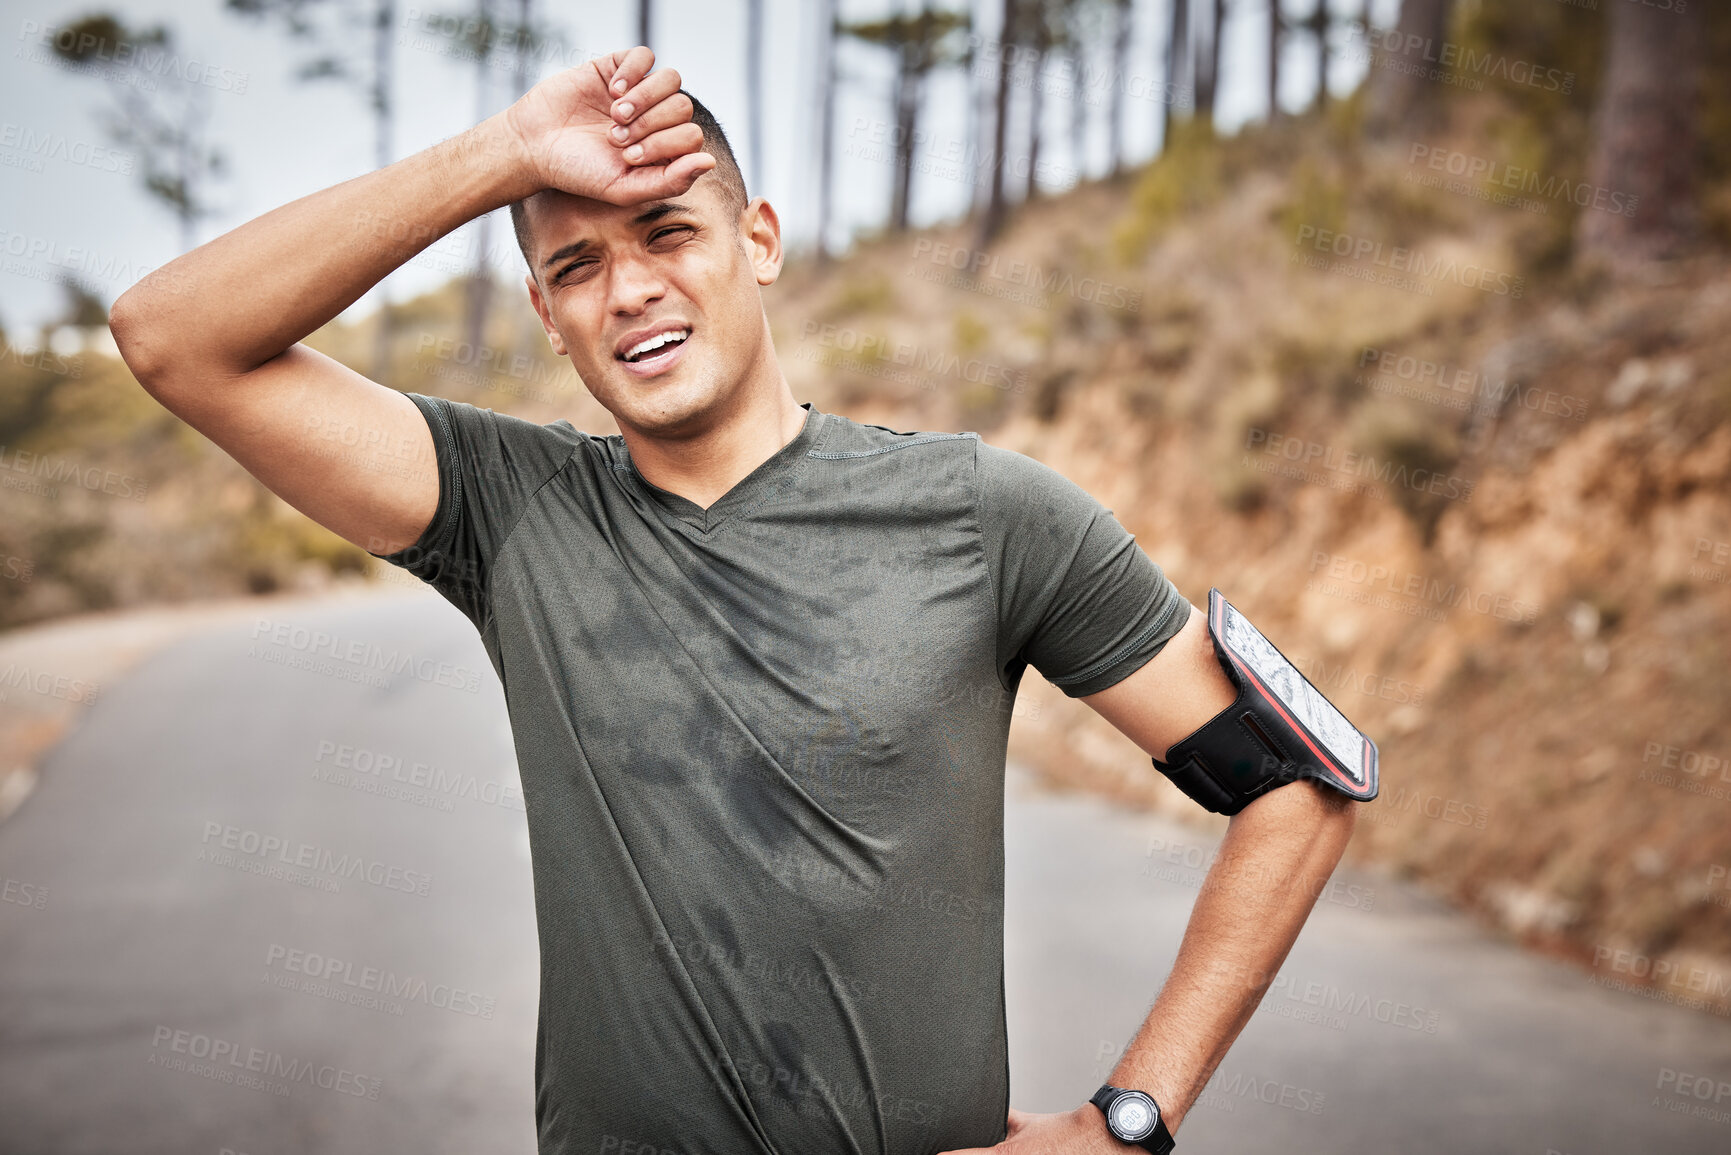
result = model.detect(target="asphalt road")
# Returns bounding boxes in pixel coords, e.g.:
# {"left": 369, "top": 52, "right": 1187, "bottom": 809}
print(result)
{"left": 1, "top": 592, "right": 1728, "bottom": 1154}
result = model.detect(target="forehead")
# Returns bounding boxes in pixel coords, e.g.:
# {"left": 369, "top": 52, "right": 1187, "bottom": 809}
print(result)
{"left": 522, "top": 171, "right": 731, "bottom": 264}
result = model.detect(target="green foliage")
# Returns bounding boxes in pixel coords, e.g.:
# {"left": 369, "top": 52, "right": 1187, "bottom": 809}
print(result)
{"left": 1455, "top": 0, "right": 1606, "bottom": 121}
{"left": 1114, "top": 120, "right": 1225, "bottom": 261}
{"left": 1348, "top": 398, "right": 1464, "bottom": 537}
{"left": 1275, "top": 156, "right": 1349, "bottom": 252}
{"left": 821, "top": 273, "right": 898, "bottom": 321}
{"left": 952, "top": 310, "right": 989, "bottom": 356}
{"left": 46, "top": 13, "right": 167, "bottom": 65}
{"left": 840, "top": 6, "right": 971, "bottom": 67}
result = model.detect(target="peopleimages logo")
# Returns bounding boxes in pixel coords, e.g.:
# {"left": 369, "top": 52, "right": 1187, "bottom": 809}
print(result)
{"left": 19, "top": 20, "right": 251, "bottom": 93}
{"left": 1357, "top": 346, "right": 1588, "bottom": 422}
{"left": 1245, "top": 427, "right": 1475, "bottom": 502}
{"left": 148, "top": 1025, "right": 381, "bottom": 1099}
{"left": 0, "top": 122, "right": 132, "bottom": 174}
{"left": 798, "top": 321, "right": 1027, "bottom": 394}
{"left": 907, "top": 238, "right": 1142, "bottom": 313}
{"left": 1293, "top": 225, "right": 1526, "bottom": 298}
{"left": 1343, "top": 20, "right": 1575, "bottom": 95}
{"left": 1407, "top": 143, "right": 1638, "bottom": 218}
{"left": 1306, "top": 551, "right": 1539, "bottom": 624}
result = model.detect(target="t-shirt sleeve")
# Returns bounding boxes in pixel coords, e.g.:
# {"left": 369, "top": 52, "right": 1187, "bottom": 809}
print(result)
{"left": 974, "top": 439, "right": 1191, "bottom": 698}
{"left": 370, "top": 392, "right": 578, "bottom": 628}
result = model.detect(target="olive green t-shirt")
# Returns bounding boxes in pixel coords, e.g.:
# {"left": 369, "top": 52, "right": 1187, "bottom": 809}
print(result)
{"left": 376, "top": 395, "right": 1189, "bottom": 1155}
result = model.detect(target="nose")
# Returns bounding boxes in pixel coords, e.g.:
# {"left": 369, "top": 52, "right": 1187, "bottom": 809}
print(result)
{"left": 607, "top": 248, "right": 667, "bottom": 317}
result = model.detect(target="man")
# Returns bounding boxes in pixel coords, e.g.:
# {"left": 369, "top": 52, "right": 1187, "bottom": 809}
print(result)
{"left": 110, "top": 47, "right": 1356, "bottom": 1155}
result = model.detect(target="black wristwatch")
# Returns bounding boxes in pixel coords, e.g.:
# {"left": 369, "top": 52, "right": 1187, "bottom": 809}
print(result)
{"left": 1090, "top": 1084, "right": 1175, "bottom": 1154}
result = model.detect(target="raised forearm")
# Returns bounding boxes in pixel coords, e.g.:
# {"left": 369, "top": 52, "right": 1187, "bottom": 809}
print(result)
{"left": 111, "top": 113, "right": 534, "bottom": 385}
{"left": 1106, "top": 781, "right": 1357, "bottom": 1133}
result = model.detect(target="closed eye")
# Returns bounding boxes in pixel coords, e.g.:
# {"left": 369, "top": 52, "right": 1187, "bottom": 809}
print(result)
{"left": 553, "top": 257, "right": 597, "bottom": 285}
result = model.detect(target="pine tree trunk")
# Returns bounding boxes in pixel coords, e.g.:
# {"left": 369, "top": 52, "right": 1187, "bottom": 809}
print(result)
{"left": 978, "top": 0, "right": 1016, "bottom": 243}
{"left": 1108, "top": 0, "right": 1130, "bottom": 175}
{"left": 889, "top": 46, "right": 920, "bottom": 231}
{"left": 816, "top": 0, "right": 837, "bottom": 261}
{"left": 1209, "top": 0, "right": 1224, "bottom": 124}
{"left": 1363, "top": 0, "right": 1453, "bottom": 138}
{"left": 1268, "top": 0, "right": 1281, "bottom": 120}
{"left": 1026, "top": 17, "right": 1049, "bottom": 200}
{"left": 1308, "top": 0, "right": 1328, "bottom": 112}
{"left": 1070, "top": 35, "right": 1087, "bottom": 180}
{"left": 1577, "top": 0, "right": 1702, "bottom": 269}
{"left": 746, "top": 0, "right": 763, "bottom": 195}
{"left": 1163, "top": 0, "right": 1189, "bottom": 147}
{"left": 371, "top": 0, "right": 397, "bottom": 384}
{"left": 464, "top": 0, "right": 496, "bottom": 361}
{"left": 1194, "top": 0, "right": 1216, "bottom": 122}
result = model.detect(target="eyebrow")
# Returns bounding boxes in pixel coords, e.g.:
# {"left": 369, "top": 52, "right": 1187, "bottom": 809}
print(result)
{"left": 539, "top": 201, "right": 699, "bottom": 272}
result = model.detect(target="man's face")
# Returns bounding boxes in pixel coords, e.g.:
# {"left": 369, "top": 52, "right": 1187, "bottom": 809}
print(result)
{"left": 523, "top": 171, "right": 780, "bottom": 438}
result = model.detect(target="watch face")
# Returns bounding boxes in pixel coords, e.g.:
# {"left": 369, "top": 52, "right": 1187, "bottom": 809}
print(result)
{"left": 1109, "top": 1091, "right": 1158, "bottom": 1141}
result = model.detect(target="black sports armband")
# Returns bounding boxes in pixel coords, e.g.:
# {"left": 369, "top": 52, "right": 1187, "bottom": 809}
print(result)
{"left": 1151, "top": 589, "right": 1379, "bottom": 815}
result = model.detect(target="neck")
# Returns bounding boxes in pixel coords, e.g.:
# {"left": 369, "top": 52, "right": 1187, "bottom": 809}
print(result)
{"left": 617, "top": 368, "right": 807, "bottom": 511}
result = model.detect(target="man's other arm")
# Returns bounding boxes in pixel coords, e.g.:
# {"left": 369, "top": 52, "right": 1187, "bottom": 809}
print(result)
{"left": 1077, "top": 601, "right": 1358, "bottom": 1134}
{"left": 106, "top": 47, "right": 708, "bottom": 555}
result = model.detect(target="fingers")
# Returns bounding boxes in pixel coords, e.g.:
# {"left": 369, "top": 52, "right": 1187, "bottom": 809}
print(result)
{"left": 608, "top": 91, "right": 693, "bottom": 148}
{"left": 619, "top": 122, "right": 705, "bottom": 168}
{"left": 611, "top": 65, "right": 684, "bottom": 127}
{"left": 606, "top": 150, "right": 716, "bottom": 205}
{"left": 605, "top": 46, "right": 655, "bottom": 100}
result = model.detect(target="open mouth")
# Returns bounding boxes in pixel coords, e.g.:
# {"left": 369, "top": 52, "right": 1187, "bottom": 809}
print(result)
{"left": 618, "top": 326, "right": 691, "bottom": 364}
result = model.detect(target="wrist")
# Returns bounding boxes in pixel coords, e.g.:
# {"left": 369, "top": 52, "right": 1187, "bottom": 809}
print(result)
{"left": 1090, "top": 1082, "right": 1177, "bottom": 1153}
{"left": 466, "top": 108, "right": 545, "bottom": 206}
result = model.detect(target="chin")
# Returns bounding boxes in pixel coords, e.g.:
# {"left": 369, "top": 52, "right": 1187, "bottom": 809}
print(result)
{"left": 607, "top": 372, "right": 730, "bottom": 435}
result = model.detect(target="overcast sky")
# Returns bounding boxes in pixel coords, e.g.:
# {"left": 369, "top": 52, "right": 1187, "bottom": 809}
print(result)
{"left": 1, "top": 0, "right": 1392, "bottom": 336}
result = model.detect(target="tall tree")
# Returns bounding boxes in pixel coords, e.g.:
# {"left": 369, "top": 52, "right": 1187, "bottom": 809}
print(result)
{"left": 1268, "top": 0, "right": 1282, "bottom": 120}
{"left": 227, "top": 0, "right": 399, "bottom": 377}
{"left": 746, "top": 0, "right": 764, "bottom": 195}
{"left": 978, "top": 0, "right": 1019, "bottom": 242}
{"left": 1363, "top": 0, "right": 1453, "bottom": 138}
{"left": 815, "top": 0, "right": 839, "bottom": 261}
{"left": 1024, "top": 0, "right": 1056, "bottom": 199}
{"left": 1163, "top": 0, "right": 1191, "bottom": 147}
{"left": 47, "top": 14, "right": 227, "bottom": 254}
{"left": 1106, "top": 0, "right": 1131, "bottom": 175}
{"left": 1194, "top": 0, "right": 1225, "bottom": 126}
{"left": 463, "top": 0, "right": 499, "bottom": 358}
{"left": 1577, "top": 0, "right": 1703, "bottom": 269}
{"left": 448, "top": 0, "right": 556, "bottom": 354}
{"left": 1065, "top": 0, "right": 1090, "bottom": 181}
{"left": 842, "top": 3, "right": 971, "bottom": 233}
{"left": 1304, "top": 0, "right": 1329, "bottom": 111}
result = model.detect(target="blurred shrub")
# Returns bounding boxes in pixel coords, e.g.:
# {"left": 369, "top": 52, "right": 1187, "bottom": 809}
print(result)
{"left": 1114, "top": 120, "right": 1226, "bottom": 261}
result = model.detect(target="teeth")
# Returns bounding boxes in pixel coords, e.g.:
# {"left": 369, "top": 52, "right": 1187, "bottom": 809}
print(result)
{"left": 626, "top": 329, "right": 689, "bottom": 361}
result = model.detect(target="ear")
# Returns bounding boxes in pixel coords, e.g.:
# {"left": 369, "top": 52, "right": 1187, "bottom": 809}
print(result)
{"left": 526, "top": 274, "right": 569, "bottom": 357}
{"left": 741, "top": 197, "right": 784, "bottom": 287}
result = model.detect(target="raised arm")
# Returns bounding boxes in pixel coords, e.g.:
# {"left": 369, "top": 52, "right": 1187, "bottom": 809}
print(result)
{"left": 107, "top": 46, "right": 714, "bottom": 555}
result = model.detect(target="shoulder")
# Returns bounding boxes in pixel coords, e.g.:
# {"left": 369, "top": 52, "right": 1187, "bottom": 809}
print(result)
{"left": 410, "top": 393, "right": 589, "bottom": 447}
{"left": 972, "top": 439, "right": 1099, "bottom": 513}
{"left": 808, "top": 409, "right": 980, "bottom": 461}
{"left": 407, "top": 392, "right": 598, "bottom": 469}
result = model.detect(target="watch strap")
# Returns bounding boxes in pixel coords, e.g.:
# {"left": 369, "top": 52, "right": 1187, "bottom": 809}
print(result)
{"left": 1090, "top": 1083, "right": 1175, "bottom": 1155}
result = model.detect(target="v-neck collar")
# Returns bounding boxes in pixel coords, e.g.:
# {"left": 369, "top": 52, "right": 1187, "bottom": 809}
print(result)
{"left": 614, "top": 402, "right": 827, "bottom": 534}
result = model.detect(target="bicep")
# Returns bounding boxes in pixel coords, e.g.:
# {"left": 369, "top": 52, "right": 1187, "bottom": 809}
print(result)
{"left": 148, "top": 344, "right": 438, "bottom": 555}
{"left": 1078, "top": 600, "right": 1238, "bottom": 762}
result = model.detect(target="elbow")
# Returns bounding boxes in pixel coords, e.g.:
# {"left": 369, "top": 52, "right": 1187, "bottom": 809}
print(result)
{"left": 108, "top": 284, "right": 169, "bottom": 393}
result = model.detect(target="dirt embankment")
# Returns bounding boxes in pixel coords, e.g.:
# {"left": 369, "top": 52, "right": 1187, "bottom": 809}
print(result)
{"left": 764, "top": 109, "right": 1731, "bottom": 1014}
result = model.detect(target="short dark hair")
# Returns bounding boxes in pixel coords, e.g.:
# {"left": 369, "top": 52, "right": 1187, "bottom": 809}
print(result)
{"left": 509, "top": 89, "right": 747, "bottom": 272}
